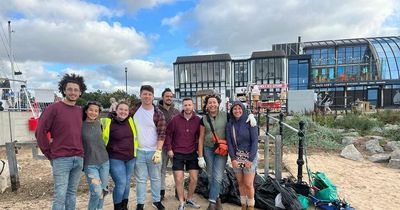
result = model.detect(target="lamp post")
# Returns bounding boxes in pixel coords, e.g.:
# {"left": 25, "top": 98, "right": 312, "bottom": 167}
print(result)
{"left": 125, "top": 67, "right": 128, "bottom": 94}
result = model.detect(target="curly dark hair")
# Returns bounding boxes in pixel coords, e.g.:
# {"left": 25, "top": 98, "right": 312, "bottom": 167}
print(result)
{"left": 58, "top": 73, "right": 87, "bottom": 97}
{"left": 202, "top": 94, "right": 221, "bottom": 113}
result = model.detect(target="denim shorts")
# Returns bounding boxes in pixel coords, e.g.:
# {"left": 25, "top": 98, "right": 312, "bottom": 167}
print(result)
{"left": 233, "top": 158, "right": 257, "bottom": 174}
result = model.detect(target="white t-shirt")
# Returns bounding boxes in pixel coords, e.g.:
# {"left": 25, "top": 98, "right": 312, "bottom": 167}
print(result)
{"left": 134, "top": 105, "right": 158, "bottom": 151}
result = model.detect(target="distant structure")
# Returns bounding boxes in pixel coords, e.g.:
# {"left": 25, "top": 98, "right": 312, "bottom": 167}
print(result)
{"left": 173, "top": 36, "right": 400, "bottom": 109}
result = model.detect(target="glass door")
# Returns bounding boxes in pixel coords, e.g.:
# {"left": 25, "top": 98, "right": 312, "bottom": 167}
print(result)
{"left": 367, "top": 88, "right": 378, "bottom": 106}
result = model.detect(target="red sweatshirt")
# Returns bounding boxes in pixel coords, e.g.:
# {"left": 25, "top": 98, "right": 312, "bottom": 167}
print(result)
{"left": 165, "top": 111, "right": 201, "bottom": 154}
{"left": 35, "top": 101, "right": 84, "bottom": 160}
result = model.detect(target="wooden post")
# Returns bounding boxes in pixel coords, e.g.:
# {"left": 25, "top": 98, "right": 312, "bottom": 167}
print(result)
{"left": 275, "top": 135, "right": 282, "bottom": 181}
{"left": 6, "top": 142, "right": 20, "bottom": 191}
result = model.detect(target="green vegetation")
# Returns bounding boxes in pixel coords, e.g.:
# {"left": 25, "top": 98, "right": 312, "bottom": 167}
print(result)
{"left": 269, "top": 114, "right": 343, "bottom": 150}
{"left": 265, "top": 110, "right": 400, "bottom": 151}
{"left": 371, "top": 109, "right": 400, "bottom": 125}
{"left": 383, "top": 129, "right": 400, "bottom": 141}
{"left": 76, "top": 89, "right": 139, "bottom": 108}
{"left": 333, "top": 114, "right": 382, "bottom": 135}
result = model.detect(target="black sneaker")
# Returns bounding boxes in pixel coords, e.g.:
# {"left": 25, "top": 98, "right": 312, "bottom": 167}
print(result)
{"left": 152, "top": 202, "right": 165, "bottom": 210}
{"left": 136, "top": 204, "right": 144, "bottom": 210}
{"left": 160, "top": 189, "right": 165, "bottom": 201}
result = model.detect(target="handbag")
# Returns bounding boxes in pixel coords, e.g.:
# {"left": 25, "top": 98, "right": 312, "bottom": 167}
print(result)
{"left": 206, "top": 114, "right": 228, "bottom": 156}
{"left": 232, "top": 126, "right": 250, "bottom": 168}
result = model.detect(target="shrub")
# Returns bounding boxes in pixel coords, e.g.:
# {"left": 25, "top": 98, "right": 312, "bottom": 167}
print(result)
{"left": 372, "top": 110, "right": 400, "bottom": 125}
{"left": 333, "top": 114, "right": 382, "bottom": 135}
{"left": 270, "top": 114, "right": 343, "bottom": 150}
{"left": 313, "top": 114, "right": 336, "bottom": 128}
{"left": 383, "top": 129, "right": 400, "bottom": 141}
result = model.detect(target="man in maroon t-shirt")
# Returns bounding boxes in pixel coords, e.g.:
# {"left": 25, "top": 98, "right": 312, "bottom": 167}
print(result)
{"left": 165, "top": 98, "right": 201, "bottom": 210}
{"left": 36, "top": 73, "right": 87, "bottom": 210}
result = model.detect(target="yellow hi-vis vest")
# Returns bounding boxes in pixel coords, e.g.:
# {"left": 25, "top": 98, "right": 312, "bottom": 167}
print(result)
{"left": 100, "top": 117, "right": 138, "bottom": 157}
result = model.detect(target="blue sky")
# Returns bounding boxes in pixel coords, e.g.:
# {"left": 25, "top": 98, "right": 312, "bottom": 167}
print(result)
{"left": 0, "top": 0, "right": 399, "bottom": 96}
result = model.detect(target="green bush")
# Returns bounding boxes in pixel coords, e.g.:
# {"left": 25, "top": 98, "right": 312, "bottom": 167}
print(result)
{"left": 270, "top": 114, "right": 343, "bottom": 150}
{"left": 333, "top": 114, "right": 382, "bottom": 135}
{"left": 371, "top": 110, "right": 400, "bottom": 125}
{"left": 383, "top": 129, "right": 400, "bottom": 141}
{"left": 313, "top": 114, "right": 336, "bottom": 128}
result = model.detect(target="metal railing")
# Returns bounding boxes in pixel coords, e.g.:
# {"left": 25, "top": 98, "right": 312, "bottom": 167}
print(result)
{"left": 0, "top": 87, "right": 55, "bottom": 118}
{"left": 263, "top": 109, "right": 306, "bottom": 184}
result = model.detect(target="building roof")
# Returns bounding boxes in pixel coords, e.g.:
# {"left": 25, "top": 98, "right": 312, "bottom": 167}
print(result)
{"left": 175, "top": 53, "right": 231, "bottom": 63}
{"left": 250, "top": 50, "right": 286, "bottom": 59}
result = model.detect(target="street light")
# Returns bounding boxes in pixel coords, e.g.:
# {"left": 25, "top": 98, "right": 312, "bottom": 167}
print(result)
{"left": 125, "top": 67, "right": 128, "bottom": 94}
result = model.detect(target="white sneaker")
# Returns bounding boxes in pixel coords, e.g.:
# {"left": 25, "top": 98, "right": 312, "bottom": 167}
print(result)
{"left": 177, "top": 203, "right": 185, "bottom": 210}
{"left": 186, "top": 199, "right": 201, "bottom": 209}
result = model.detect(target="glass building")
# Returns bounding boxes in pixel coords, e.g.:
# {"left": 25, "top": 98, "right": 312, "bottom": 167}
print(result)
{"left": 174, "top": 36, "right": 400, "bottom": 110}
{"left": 173, "top": 54, "right": 232, "bottom": 99}
{"left": 274, "top": 36, "right": 400, "bottom": 108}
{"left": 174, "top": 51, "right": 287, "bottom": 107}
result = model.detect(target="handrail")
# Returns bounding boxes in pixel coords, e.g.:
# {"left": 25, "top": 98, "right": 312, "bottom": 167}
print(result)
{"left": 264, "top": 108, "right": 306, "bottom": 183}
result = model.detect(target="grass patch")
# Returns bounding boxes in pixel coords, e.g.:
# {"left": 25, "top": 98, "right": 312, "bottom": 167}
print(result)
{"left": 383, "top": 129, "right": 400, "bottom": 141}
{"left": 270, "top": 114, "right": 343, "bottom": 150}
{"left": 371, "top": 109, "right": 400, "bottom": 125}
{"left": 333, "top": 114, "right": 382, "bottom": 135}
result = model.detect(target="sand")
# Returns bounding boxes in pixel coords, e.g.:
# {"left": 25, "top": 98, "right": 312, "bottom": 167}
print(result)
{"left": 1, "top": 148, "right": 399, "bottom": 210}
{"left": 283, "top": 152, "right": 400, "bottom": 210}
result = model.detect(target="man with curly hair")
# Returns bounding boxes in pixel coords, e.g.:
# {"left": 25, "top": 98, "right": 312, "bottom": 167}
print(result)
{"left": 36, "top": 73, "right": 87, "bottom": 210}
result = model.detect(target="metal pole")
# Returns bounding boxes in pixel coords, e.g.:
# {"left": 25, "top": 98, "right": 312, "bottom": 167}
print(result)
{"left": 275, "top": 135, "right": 282, "bottom": 181}
{"left": 264, "top": 135, "right": 269, "bottom": 178}
{"left": 8, "top": 110, "right": 13, "bottom": 142}
{"left": 297, "top": 120, "right": 305, "bottom": 184}
{"left": 279, "top": 112, "right": 284, "bottom": 158}
{"left": 125, "top": 67, "right": 128, "bottom": 94}
{"left": 8, "top": 21, "right": 15, "bottom": 91}
{"left": 279, "top": 112, "right": 284, "bottom": 136}
{"left": 257, "top": 106, "right": 260, "bottom": 134}
{"left": 266, "top": 109, "right": 270, "bottom": 134}
{"left": 6, "top": 142, "right": 20, "bottom": 191}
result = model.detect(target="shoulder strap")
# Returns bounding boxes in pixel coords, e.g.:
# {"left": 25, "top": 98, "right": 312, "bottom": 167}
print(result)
{"left": 206, "top": 114, "right": 218, "bottom": 140}
{"left": 232, "top": 126, "right": 238, "bottom": 150}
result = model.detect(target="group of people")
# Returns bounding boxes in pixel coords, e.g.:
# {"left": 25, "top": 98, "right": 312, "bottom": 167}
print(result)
{"left": 35, "top": 73, "right": 259, "bottom": 210}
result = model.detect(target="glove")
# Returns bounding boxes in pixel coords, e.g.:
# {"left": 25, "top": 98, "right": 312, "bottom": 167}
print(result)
{"left": 246, "top": 113, "right": 257, "bottom": 127}
{"left": 198, "top": 156, "right": 206, "bottom": 169}
{"left": 152, "top": 150, "right": 162, "bottom": 164}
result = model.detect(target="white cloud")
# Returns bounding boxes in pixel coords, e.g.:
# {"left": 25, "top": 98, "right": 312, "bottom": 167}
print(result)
{"left": 1, "top": 0, "right": 115, "bottom": 22}
{"left": 188, "top": 0, "right": 400, "bottom": 55}
{"left": 119, "top": 0, "right": 176, "bottom": 13}
{"left": 0, "top": 0, "right": 148, "bottom": 64}
{"left": 162, "top": 12, "right": 185, "bottom": 32}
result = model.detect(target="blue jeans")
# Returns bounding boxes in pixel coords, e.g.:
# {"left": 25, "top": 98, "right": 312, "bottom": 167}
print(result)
{"left": 135, "top": 149, "right": 162, "bottom": 204}
{"left": 51, "top": 156, "right": 84, "bottom": 210}
{"left": 84, "top": 160, "right": 110, "bottom": 210}
{"left": 203, "top": 146, "right": 228, "bottom": 202}
{"left": 109, "top": 158, "right": 135, "bottom": 204}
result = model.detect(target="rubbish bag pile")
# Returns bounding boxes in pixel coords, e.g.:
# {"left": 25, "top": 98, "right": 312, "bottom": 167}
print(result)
{"left": 188, "top": 166, "right": 302, "bottom": 210}
{"left": 185, "top": 166, "right": 355, "bottom": 209}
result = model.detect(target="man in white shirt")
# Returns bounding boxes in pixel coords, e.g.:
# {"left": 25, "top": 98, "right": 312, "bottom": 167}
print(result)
{"left": 131, "top": 85, "right": 166, "bottom": 210}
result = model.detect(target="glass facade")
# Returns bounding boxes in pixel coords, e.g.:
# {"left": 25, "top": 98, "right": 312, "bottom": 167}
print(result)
{"left": 253, "top": 58, "right": 284, "bottom": 85}
{"left": 174, "top": 36, "right": 400, "bottom": 109}
{"left": 174, "top": 61, "right": 230, "bottom": 98}
{"left": 288, "top": 59, "right": 309, "bottom": 90}
{"left": 368, "top": 37, "right": 400, "bottom": 80}
{"left": 233, "top": 60, "right": 249, "bottom": 87}
{"left": 304, "top": 45, "right": 375, "bottom": 83}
